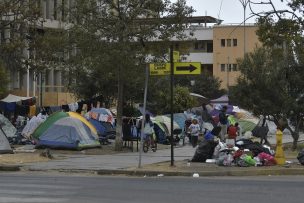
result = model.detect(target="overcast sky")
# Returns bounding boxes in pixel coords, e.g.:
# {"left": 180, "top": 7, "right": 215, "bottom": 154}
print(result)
{"left": 183, "top": 0, "right": 289, "bottom": 24}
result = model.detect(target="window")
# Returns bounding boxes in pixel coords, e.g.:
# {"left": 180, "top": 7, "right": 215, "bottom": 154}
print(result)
{"left": 233, "top": 39, "right": 237, "bottom": 46}
{"left": 233, "top": 64, "right": 238, "bottom": 71}
{"left": 227, "top": 39, "right": 231, "bottom": 47}
{"left": 194, "top": 41, "right": 205, "bottom": 50}
{"left": 194, "top": 42, "right": 199, "bottom": 50}
{"left": 221, "top": 64, "right": 225, "bottom": 72}
{"left": 221, "top": 39, "right": 225, "bottom": 47}
{"left": 227, "top": 64, "right": 232, "bottom": 72}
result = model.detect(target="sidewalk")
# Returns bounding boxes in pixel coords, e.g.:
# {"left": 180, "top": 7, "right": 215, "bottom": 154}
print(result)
{"left": 2, "top": 132, "right": 304, "bottom": 176}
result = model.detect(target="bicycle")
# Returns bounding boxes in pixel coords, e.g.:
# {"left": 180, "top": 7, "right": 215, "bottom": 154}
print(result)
{"left": 143, "top": 134, "right": 157, "bottom": 153}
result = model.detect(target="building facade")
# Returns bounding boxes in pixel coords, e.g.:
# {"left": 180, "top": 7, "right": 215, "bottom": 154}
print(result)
{"left": 4, "top": 1, "right": 261, "bottom": 105}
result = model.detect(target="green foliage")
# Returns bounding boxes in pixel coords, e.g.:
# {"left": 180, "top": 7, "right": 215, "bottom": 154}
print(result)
{"left": 149, "top": 84, "right": 197, "bottom": 114}
{"left": 174, "top": 74, "right": 225, "bottom": 99}
{"left": 0, "top": 1, "right": 41, "bottom": 72}
{"left": 65, "top": 0, "right": 194, "bottom": 104}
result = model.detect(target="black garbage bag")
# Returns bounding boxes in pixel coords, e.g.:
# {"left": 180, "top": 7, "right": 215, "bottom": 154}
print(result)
{"left": 297, "top": 150, "right": 304, "bottom": 165}
{"left": 191, "top": 140, "right": 218, "bottom": 162}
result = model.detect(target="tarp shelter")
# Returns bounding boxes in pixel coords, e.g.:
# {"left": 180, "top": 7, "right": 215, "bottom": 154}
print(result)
{"left": 0, "top": 94, "right": 33, "bottom": 103}
{"left": 33, "top": 112, "right": 100, "bottom": 149}
{"left": 0, "top": 127, "right": 13, "bottom": 154}
{"left": 210, "top": 94, "right": 229, "bottom": 105}
{"left": 21, "top": 115, "right": 46, "bottom": 139}
{"left": 0, "top": 114, "right": 17, "bottom": 138}
{"left": 86, "top": 108, "right": 115, "bottom": 126}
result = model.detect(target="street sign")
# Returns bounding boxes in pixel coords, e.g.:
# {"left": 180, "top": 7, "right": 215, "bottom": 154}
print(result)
{"left": 174, "top": 62, "right": 201, "bottom": 75}
{"left": 149, "top": 63, "right": 170, "bottom": 75}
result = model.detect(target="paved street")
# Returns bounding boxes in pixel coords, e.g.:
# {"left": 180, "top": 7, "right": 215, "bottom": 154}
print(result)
{"left": 0, "top": 173, "right": 304, "bottom": 203}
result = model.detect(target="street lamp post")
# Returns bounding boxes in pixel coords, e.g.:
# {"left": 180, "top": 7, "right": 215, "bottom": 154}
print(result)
{"left": 239, "top": 0, "right": 249, "bottom": 57}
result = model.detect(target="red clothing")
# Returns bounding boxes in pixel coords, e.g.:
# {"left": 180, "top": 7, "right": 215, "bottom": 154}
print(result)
{"left": 228, "top": 125, "right": 237, "bottom": 139}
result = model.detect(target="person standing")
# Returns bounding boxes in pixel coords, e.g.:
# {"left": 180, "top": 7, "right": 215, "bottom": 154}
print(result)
{"left": 189, "top": 118, "right": 200, "bottom": 147}
{"left": 219, "top": 106, "right": 228, "bottom": 142}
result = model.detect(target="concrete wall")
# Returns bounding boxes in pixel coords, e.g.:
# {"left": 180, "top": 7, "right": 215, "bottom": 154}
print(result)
{"left": 213, "top": 25, "right": 261, "bottom": 89}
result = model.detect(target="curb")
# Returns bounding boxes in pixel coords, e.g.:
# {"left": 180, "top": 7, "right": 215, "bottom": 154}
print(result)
{"left": 0, "top": 165, "right": 21, "bottom": 172}
{"left": 97, "top": 168, "right": 304, "bottom": 177}
{"left": 4, "top": 165, "right": 304, "bottom": 177}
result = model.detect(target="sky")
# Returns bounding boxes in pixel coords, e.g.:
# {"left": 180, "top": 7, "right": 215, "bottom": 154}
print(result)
{"left": 183, "top": 0, "right": 289, "bottom": 24}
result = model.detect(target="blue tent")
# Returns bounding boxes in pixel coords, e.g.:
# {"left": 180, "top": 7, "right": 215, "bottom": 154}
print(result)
{"left": 88, "top": 119, "right": 116, "bottom": 139}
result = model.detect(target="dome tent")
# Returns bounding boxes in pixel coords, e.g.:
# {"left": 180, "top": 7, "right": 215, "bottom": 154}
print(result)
{"left": 32, "top": 112, "right": 99, "bottom": 149}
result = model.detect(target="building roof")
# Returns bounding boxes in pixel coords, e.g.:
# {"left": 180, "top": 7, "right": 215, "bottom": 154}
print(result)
{"left": 134, "top": 16, "right": 222, "bottom": 25}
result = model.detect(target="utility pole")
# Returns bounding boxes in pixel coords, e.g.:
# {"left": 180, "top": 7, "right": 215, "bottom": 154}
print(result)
{"left": 239, "top": 0, "right": 249, "bottom": 57}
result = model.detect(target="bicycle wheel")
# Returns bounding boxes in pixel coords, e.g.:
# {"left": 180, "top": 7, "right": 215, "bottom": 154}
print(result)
{"left": 143, "top": 141, "right": 149, "bottom": 153}
{"left": 151, "top": 142, "right": 157, "bottom": 152}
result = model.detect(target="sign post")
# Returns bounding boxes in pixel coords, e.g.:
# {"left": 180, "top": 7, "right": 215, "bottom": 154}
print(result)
{"left": 148, "top": 51, "right": 201, "bottom": 167}
{"left": 170, "top": 45, "right": 174, "bottom": 167}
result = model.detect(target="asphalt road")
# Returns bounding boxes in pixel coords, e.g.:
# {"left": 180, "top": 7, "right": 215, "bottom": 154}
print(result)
{"left": 0, "top": 173, "right": 303, "bottom": 203}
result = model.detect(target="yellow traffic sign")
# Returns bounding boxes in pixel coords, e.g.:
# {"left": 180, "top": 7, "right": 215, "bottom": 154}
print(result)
{"left": 149, "top": 63, "right": 170, "bottom": 76}
{"left": 174, "top": 62, "right": 201, "bottom": 75}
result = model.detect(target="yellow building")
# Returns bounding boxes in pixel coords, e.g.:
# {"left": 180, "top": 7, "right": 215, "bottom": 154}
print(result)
{"left": 213, "top": 25, "right": 261, "bottom": 89}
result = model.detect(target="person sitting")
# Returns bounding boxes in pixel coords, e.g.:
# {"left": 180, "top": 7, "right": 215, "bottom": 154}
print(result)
{"left": 227, "top": 123, "right": 238, "bottom": 140}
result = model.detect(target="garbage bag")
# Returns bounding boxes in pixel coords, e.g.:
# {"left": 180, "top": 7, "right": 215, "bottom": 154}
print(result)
{"left": 297, "top": 150, "right": 304, "bottom": 165}
{"left": 191, "top": 140, "right": 218, "bottom": 162}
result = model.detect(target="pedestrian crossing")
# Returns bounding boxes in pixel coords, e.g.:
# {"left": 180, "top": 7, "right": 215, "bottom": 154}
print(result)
{"left": 0, "top": 179, "right": 80, "bottom": 203}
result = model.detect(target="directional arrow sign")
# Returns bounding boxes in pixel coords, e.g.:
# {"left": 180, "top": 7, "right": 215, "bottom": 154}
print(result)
{"left": 174, "top": 62, "right": 201, "bottom": 75}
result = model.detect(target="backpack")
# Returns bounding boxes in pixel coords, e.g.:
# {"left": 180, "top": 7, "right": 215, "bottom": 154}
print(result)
{"left": 144, "top": 121, "right": 154, "bottom": 135}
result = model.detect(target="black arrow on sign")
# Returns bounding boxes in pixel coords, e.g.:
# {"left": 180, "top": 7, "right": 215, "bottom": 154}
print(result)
{"left": 176, "top": 64, "right": 197, "bottom": 72}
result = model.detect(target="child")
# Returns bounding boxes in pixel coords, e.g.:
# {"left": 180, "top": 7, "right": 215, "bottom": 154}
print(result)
{"left": 189, "top": 118, "right": 200, "bottom": 147}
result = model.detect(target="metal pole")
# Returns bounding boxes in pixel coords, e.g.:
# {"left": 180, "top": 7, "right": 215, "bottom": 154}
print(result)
{"left": 239, "top": 0, "right": 249, "bottom": 57}
{"left": 170, "top": 45, "right": 174, "bottom": 166}
{"left": 26, "top": 49, "right": 30, "bottom": 97}
{"left": 138, "top": 64, "right": 149, "bottom": 168}
{"left": 243, "top": 3, "right": 246, "bottom": 56}
{"left": 227, "top": 56, "right": 230, "bottom": 91}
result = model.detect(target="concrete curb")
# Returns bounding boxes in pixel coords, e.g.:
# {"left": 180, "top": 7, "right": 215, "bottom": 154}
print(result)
{"left": 0, "top": 165, "right": 21, "bottom": 172}
{"left": 96, "top": 168, "right": 304, "bottom": 177}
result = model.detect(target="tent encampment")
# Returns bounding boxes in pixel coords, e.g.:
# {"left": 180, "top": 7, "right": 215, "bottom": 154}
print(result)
{"left": 0, "top": 114, "right": 17, "bottom": 138}
{"left": 0, "top": 127, "right": 13, "bottom": 154}
{"left": 32, "top": 112, "right": 100, "bottom": 149}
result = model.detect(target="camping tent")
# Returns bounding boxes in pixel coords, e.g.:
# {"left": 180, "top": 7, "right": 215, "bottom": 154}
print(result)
{"left": 0, "top": 114, "right": 17, "bottom": 138}
{"left": 153, "top": 120, "right": 169, "bottom": 144}
{"left": 165, "top": 113, "right": 187, "bottom": 131}
{"left": 88, "top": 118, "right": 116, "bottom": 139}
{"left": 0, "top": 127, "right": 13, "bottom": 154}
{"left": 33, "top": 112, "right": 100, "bottom": 149}
{"left": 21, "top": 115, "right": 46, "bottom": 139}
{"left": 154, "top": 116, "right": 181, "bottom": 134}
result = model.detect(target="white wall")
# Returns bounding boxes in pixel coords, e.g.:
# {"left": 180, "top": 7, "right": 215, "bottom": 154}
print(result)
{"left": 182, "top": 52, "right": 213, "bottom": 64}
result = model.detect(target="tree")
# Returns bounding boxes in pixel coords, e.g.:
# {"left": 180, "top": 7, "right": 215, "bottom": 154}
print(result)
{"left": 230, "top": 46, "right": 304, "bottom": 150}
{"left": 0, "top": 61, "right": 8, "bottom": 98}
{"left": 0, "top": 1, "right": 41, "bottom": 73}
{"left": 66, "top": 0, "right": 194, "bottom": 150}
{"left": 239, "top": 0, "right": 304, "bottom": 149}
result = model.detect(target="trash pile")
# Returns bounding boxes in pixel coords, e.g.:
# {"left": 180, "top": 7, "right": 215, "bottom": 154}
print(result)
{"left": 191, "top": 138, "right": 277, "bottom": 167}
